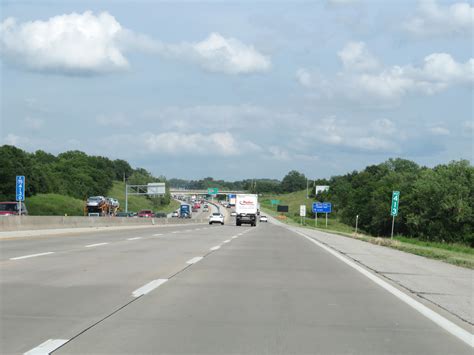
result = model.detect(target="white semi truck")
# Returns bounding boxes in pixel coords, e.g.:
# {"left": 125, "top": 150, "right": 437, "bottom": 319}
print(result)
{"left": 235, "top": 194, "right": 258, "bottom": 227}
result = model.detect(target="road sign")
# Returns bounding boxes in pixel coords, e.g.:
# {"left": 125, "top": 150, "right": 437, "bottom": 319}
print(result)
{"left": 207, "top": 188, "right": 218, "bottom": 195}
{"left": 299, "top": 205, "right": 306, "bottom": 217}
{"left": 16, "top": 175, "right": 25, "bottom": 201}
{"left": 391, "top": 191, "right": 400, "bottom": 216}
{"left": 312, "top": 202, "right": 331, "bottom": 213}
{"left": 271, "top": 199, "right": 280, "bottom": 205}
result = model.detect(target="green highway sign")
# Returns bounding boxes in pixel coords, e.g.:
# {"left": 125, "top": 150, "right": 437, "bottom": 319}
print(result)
{"left": 271, "top": 199, "right": 280, "bottom": 205}
{"left": 391, "top": 191, "right": 400, "bottom": 216}
{"left": 207, "top": 188, "right": 219, "bottom": 195}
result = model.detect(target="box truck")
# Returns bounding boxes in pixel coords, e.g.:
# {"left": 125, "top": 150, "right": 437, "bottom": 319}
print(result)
{"left": 235, "top": 194, "right": 258, "bottom": 226}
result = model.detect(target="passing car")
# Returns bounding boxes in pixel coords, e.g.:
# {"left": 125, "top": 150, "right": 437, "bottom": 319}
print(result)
{"left": 138, "top": 209, "right": 155, "bottom": 218}
{"left": 259, "top": 215, "right": 268, "bottom": 222}
{"left": 0, "top": 202, "right": 28, "bottom": 216}
{"left": 155, "top": 212, "right": 167, "bottom": 218}
{"left": 171, "top": 211, "right": 179, "bottom": 218}
{"left": 230, "top": 211, "right": 237, "bottom": 217}
{"left": 209, "top": 212, "right": 224, "bottom": 225}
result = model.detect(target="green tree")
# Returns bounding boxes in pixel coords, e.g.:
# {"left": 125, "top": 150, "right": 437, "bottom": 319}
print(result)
{"left": 281, "top": 170, "right": 307, "bottom": 193}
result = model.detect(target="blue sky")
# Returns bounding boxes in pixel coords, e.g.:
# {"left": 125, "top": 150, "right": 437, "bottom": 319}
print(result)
{"left": 1, "top": 0, "right": 472, "bottom": 180}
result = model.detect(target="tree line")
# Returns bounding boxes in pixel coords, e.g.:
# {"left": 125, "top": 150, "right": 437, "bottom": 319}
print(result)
{"left": 314, "top": 159, "right": 473, "bottom": 245}
{"left": 0, "top": 145, "right": 169, "bottom": 205}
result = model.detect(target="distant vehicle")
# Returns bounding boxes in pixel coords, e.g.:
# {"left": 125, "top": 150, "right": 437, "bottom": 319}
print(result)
{"left": 86, "top": 196, "right": 106, "bottom": 207}
{"left": 203, "top": 204, "right": 209, "bottom": 209}
{"left": 116, "top": 212, "right": 133, "bottom": 217}
{"left": 236, "top": 194, "right": 258, "bottom": 227}
{"left": 180, "top": 204, "right": 191, "bottom": 218}
{"left": 209, "top": 213, "right": 224, "bottom": 225}
{"left": 171, "top": 211, "right": 179, "bottom": 218}
{"left": 155, "top": 212, "right": 167, "bottom": 218}
{"left": 259, "top": 215, "right": 268, "bottom": 222}
{"left": 138, "top": 210, "right": 155, "bottom": 218}
{"left": 0, "top": 202, "right": 28, "bottom": 216}
{"left": 192, "top": 207, "right": 198, "bottom": 212}
{"left": 230, "top": 211, "right": 237, "bottom": 217}
{"left": 203, "top": 207, "right": 209, "bottom": 212}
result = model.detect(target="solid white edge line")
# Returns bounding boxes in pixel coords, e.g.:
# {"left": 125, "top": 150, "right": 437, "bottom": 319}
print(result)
{"left": 24, "top": 338, "right": 69, "bottom": 355}
{"left": 132, "top": 279, "right": 168, "bottom": 297}
{"left": 210, "top": 246, "right": 220, "bottom": 251}
{"left": 186, "top": 256, "right": 203, "bottom": 264}
{"left": 223, "top": 240, "right": 231, "bottom": 243}
{"left": 295, "top": 230, "right": 474, "bottom": 348}
{"left": 127, "top": 237, "right": 142, "bottom": 240}
{"left": 84, "top": 243, "right": 108, "bottom": 248}
{"left": 10, "top": 252, "right": 55, "bottom": 261}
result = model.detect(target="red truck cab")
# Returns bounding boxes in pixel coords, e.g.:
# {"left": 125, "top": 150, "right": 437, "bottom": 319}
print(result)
{"left": 0, "top": 202, "right": 28, "bottom": 216}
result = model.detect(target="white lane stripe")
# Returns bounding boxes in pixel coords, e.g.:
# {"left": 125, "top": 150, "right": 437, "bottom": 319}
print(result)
{"left": 223, "top": 240, "right": 231, "bottom": 243}
{"left": 210, "top": 246, "right": 220, "bottom": 251}
{"left": 172, "top": 231, "right": 179, "bottom": 234}
{"left": 127, "top": 237, "right": 142, "bottom": 240}
{"left": 295, "top": 230, "right": 474, "bottom": 348}
{"left": 10, "top": 252, "right": 54, "bottom": 261}
{"left": 186, "top": 256, "right": 203, "bottom": 264}
{"left": 153, "top": 233, "right": 163, "bottom": 237}
{"left": 132, "top": 279, "right": 168, "bottom": 297}
{"left": 231, "top": 236, "right": 238, "bottom": 239}
{"left": 85, "top": 243, "right": 108, "bottom": 248}
{"left": 24, "top": 338, "right": 69, "bottom": 354}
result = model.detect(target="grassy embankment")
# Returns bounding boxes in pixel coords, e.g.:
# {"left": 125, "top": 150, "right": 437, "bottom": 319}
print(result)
{"left": 260, "top": 190, "right": 474, "bottom": 269}
{"left": 27, "top": 181, "right": 180, "bottom": 216}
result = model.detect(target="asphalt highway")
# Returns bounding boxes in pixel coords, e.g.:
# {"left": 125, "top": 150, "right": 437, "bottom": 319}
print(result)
{"left": 0, "top": 219, "right": 471, "bottom": 354}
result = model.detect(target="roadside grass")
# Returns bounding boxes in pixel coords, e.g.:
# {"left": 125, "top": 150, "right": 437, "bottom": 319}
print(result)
{"left": 260, "top": 191, "right": 474, "bottom": 269}
{"left": 109, "top": 181, "right": 180, "bottom": 214}
{"left": 27, "top": 193, "right": 84, "bottom": 216}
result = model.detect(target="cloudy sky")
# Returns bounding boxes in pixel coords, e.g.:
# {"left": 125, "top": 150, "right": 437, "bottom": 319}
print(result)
{"left": 0, "top": 0, "right": 472, "bottom": 180}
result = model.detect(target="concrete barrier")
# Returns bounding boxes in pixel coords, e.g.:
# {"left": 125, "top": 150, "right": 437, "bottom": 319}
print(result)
{"left": 0, "top": 216, "right": 206, "bottom": 232}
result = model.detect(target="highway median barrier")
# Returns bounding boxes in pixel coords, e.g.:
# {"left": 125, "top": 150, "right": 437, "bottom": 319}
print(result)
{"left": 0, "top": 215, "right": 207, "bottom": 232}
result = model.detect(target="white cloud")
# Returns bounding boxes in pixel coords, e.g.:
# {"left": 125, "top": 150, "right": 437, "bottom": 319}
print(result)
{"left": 142, "top": 131, "right": 260, "bottom": 156}
{"left": 403, "top": 0, "right": 474, "bottom": 37}
{"left": 186, "top": 33, "right": 271, "bottom": 74}
{"left": 429, "top": 126, "right": 450, "bottom": 136}
{"left": 0, "top": 12, "right": 128, "bottom": 74}
{"left": 2, "top": 133, "right": 22, "bottom": 146}
{"left": 0, "top": 12, "right": 270, "bottom": 75}
{"left": 298, "top": 42, "right": 473, "bottom": 102}
{"left": 338, "top": 41, "right": 379, "bottom": 71}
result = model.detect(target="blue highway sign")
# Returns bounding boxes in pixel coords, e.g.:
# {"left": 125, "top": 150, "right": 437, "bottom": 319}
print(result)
{"left": 16, "top": 175, "right": 25, "bottom": 201}
{"left": 312, "top": 202, "right": 332, "bottom": 213}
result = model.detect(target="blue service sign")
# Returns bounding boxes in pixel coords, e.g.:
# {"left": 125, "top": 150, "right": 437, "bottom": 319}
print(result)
{"left": 312, "top": 202, "right": 332, "bottom": 213}
{"left": 16, "top": 175, "right": 25, "bottom": 201}
{"left": 228, "top": 194, "right": 236, "bottom": 198}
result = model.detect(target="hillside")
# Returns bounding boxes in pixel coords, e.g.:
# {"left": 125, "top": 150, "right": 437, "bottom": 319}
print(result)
{"left": 26, "top": 182, "right": 179, "bottom": 216}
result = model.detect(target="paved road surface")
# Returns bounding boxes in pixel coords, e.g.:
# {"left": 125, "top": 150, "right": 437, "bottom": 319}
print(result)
{"left": 0, "top": 221, "right": 471, "bottom": 354}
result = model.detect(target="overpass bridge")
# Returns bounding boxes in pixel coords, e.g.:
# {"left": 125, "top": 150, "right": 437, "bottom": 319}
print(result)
{"left": 170, "top": 189, "right": 247, "bottom": 196}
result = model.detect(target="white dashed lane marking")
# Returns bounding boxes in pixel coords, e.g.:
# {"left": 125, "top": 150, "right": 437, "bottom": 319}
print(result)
{"left": 10, "top": 252, "right": 55, "bottom": 261}
{"left": 132, "top": 279, "right": 168, "bottom": 298}
{"left": 84, "top": 243, "right": 108, "bottom": 248}
{"left": 186, "top": 256, "right": 203, "bottom": 264}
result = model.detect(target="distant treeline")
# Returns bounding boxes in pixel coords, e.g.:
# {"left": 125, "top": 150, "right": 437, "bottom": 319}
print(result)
{"left": 314, "top": 159, "right": 473, "bottom": 245}
{"left": 0, "top": 145, "right": 167, "bottom": 202}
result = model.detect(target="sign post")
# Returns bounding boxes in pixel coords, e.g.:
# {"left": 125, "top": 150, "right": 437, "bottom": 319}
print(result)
{"left": 355, "top": 214, "right": 359, "bottom": 235}
{"left": 300, "top": 205, "right": 306, "bottom": 225}
{"left": 390, "top": 191, "right": 400, "bottom": 239}
{"left": 16, "top": 175, "right": 25, "bottom": 215}
{"left": 312, "top": 202, "right": 332, "bottom": 228}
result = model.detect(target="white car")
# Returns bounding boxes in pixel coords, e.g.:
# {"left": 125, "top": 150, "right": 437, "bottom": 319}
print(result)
{"left": 259, "top": 215, "right": 268, "bottom": 222}
{"left": 171, "top": 211, "right": 179, "bottom": 218}
{"left": 209, "top": 213, "right": 224, "bottom": 225}
{"left": 230, "top": 211, "right": 237, "bottom": 217}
